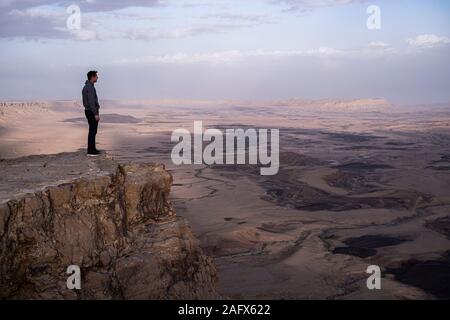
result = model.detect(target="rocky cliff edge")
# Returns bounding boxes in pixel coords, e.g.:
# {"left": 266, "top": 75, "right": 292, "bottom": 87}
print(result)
{"left": 0, "top": 151, "right": 219, "bottom": 299}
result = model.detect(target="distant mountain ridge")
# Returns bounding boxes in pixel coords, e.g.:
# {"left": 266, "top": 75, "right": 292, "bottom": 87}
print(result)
{"left": 272, "top": 98, "right": 391, "bottom": 109}
{"left": 0, "top": 98, "right": 391, "bottom": 122}
{"left": 100, "top": 98, "right": 391, "bottom": 110}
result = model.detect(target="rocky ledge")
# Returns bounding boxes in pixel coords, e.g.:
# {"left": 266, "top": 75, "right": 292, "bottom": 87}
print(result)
{"left": 0, "top": 151, "right": 218, "bottom": 299}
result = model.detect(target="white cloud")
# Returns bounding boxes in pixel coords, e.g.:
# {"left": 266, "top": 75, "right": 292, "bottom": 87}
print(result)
{"left": 311, "top": 46, "right": 343, "bottom": 55}
{"left": 9, "top": 6, "right": 64, "bottom": 20}
{"left": 108, "top": 42, "right": 414, "bottom": 66}
{"left": 368, "top": 41, "right": 389, "bottom": 49}
{"left": 69, "top": 28, "right": 98, "bottom": 41}
{"left": 2, "top": 2, "right": 271, "bottom": 41}
{"left": 273, "top": 0, "right": 358, "bottom": 11}
{"left": 109, "top": 47, "right": 349, "bottom": 65}
{"left": 407, "top": 34, "right": 450, "bottom": 48}
{"left": 365, "top": 41, "right": 398, "bottom": 55}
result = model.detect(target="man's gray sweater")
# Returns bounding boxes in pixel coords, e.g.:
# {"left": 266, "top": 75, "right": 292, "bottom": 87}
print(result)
{"left": 82, "top": 80, "right": 100, "bottom": 115}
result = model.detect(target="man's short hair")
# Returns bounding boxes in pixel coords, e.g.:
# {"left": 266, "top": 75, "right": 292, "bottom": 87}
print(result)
{"left": 87, "top": 70, "right": 98, "bottom": 80}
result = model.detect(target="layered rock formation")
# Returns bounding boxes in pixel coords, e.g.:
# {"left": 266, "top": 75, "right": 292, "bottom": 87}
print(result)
{"left": 0, "top": 152, "right": 218, "bottom": 299}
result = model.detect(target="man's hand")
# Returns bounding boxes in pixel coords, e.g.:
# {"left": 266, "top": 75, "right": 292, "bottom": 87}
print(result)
{"left": 95, "top": 114, "right": 100, "bottom": 121}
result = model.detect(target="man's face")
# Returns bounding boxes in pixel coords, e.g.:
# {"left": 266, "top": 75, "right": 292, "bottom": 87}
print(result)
{"left": 91, "top": 75, "right": 98, "bottom": 83}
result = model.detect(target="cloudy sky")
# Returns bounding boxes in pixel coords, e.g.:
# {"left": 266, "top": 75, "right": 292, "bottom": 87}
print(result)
{"left": 0, "top": 0, "right": 449, "bottom": 103}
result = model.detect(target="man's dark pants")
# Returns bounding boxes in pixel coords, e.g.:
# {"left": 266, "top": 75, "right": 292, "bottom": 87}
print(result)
{"left": 84, "top": 110, "right": 98, "bottom": 153}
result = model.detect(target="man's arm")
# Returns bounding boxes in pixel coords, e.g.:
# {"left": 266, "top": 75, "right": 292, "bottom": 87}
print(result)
{"left": 86, "top": 86, "right": 100, "bottom": 120}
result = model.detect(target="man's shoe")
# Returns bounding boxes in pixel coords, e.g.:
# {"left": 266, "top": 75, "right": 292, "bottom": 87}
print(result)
{"left": 87, "top": 150, "right": 100, "bottom": 156}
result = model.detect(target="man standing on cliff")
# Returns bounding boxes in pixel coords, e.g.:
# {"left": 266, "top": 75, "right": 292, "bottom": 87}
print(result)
{"left": 82, "top": 70, "right": 101, "bottom": 156}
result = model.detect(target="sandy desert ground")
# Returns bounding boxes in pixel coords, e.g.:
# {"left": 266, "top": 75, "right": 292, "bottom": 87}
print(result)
{"left": 1, "top": 99, "right": 450, "bottom": 299}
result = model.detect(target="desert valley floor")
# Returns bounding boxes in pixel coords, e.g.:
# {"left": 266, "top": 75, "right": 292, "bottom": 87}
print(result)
{"left": 1, "top": 99, "right": 449, "bottom": 299}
